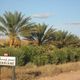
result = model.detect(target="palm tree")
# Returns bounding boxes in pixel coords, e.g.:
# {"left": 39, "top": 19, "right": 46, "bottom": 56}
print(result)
{"left": 53, "top": 30, "right": 80, "bottom": 48}
{"left": 30, "top": 23, "right": 55, "bottom": 45}
{"left": 0, "top": 11, "right": 32, "bottom": 47}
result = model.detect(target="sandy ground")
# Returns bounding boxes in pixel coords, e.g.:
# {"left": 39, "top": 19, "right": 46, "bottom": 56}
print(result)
{"left": 38, "top": 70, "right": 80, "bottom": 80}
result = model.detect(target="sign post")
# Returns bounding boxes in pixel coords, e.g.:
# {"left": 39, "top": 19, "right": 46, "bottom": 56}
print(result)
{"left": 0, "top": 66, "right": 1, "bottom": 80}
{"left": 12, "top": 66, "right": 16, "bottom": 80}
{"left": 0, "top": 56, "right": 16, "bottom": 80}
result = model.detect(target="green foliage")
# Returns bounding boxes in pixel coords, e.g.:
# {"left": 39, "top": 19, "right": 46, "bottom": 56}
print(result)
{"left": 48, "top": 50, "right": 68, "bottom": 64}
{"left": 0, "top": 46, "right": 80, "bottom": 66}
{"left": 0, "top": 11, "right": 31, "bottom": 36}
{"left": 0, "top": 11, "right": 80, "bottom": 48}
{"left": 0, "top": 47, "right": 26, "bottom": 66}
{"left": 31, "top": 54, "right": 48, "bottom": 66}
{"left": 20, "top": 45, "right": 48, "bottom": 65}
{"left": 0, "top": 11, "right": 32, "bottom": 47}
{"left": 30, "top": 23, "right": 55, "bottom": 45}
{"left": 61, "top": 47, "right": 80, "bottom": 62}
{"left": 52, "top": 30, "right": 80, "bottom": 48}
{"left": 0, "top": 11, "right": 80, "bottom": 67}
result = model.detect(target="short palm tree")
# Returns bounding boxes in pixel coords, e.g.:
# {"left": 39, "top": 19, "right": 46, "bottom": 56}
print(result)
{"left": 53, "top": 30, "right": 80, "bottom": 48}
{"left": 0, "top": 11, "right": 32, "bottom": 47}
{"left": 30, "top": 23, "right": 55, "bottom": 45}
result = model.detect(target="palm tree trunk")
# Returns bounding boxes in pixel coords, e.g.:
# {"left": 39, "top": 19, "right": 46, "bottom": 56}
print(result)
{"left": 14, "top": 37, "right": 21, "bottom": 47}
{"left": 9, "top": 36, "right": 15, "bottom": 47}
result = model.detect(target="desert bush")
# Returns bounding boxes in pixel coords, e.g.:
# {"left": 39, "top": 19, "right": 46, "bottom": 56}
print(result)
{"left": 62, "top": 47, "right": 80, "bottom": 62}
{"left": 0, "top": 46, "right": 80, "bottom": 66}
{"left": 48, "top": 47, "right": 80, "bottom": 64}
{"left": 31, "top": 54, "right": 49, "bottom": 66}
{"left": 20, "top": 45, "right": 48, "bottom": 66}
{"left": 48, "top": 49, "right": 68, "bottom": 64}
{"left": 0, "top": 47, "right": 26, "bottom": 66}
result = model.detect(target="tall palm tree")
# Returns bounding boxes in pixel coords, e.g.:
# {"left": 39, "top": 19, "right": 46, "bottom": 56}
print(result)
{"left": 0, "top": 11, "right": 32, "bottom": 47}
{"left": 30, "top": 23, "right": 55, "bottom": 45}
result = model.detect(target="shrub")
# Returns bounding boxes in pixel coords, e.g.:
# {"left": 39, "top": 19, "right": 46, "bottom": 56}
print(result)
{"left": 0, "top": 47, "right": 26, "bottom": 66}
{"left": 31, "top": 54, "right": 49, "bottom": 66}
{"left": 20, "top": 46, "right": 48, "bottom": 65}
{"left": 0, "top": 46, "right": 80, "bottom": 66}
{"left": 48, "top": 49, "right": 68, "bottom": 64}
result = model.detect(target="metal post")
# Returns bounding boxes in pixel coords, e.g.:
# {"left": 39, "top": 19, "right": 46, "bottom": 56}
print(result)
{"left": 0, "top": 66, "right": 1, "bottom": 80}
{"left": 12, "top": 66, "right": 16, "bottom": 80}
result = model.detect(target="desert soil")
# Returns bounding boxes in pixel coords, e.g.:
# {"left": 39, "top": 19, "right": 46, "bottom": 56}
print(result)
{"left": 38, "top": 70, "right": 80, "bottom": 80}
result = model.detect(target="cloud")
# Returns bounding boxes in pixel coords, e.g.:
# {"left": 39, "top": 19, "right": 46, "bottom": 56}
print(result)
{"left": 70, "top": 22, "right": 80, "bottom": 26}
{"left": 65, "top": 22, "right": 80, "bottom": 26}
{"left": 32, "top": 13, "right": 53, "bottom": 19}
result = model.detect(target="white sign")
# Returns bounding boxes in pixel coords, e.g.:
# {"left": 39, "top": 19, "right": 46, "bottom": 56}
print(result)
{"left": 0, "top": 56, "right": 16, "bottom": 66}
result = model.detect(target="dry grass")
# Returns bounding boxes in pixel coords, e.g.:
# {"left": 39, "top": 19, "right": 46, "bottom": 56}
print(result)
{"left": 0, "top": 39, "right": 5, "bottom": 46}
{"left": 1, "top": 62, "right": 80, "bottom": 80}
{"left": 0, "top": 39, "right": 37, "bottom": 46}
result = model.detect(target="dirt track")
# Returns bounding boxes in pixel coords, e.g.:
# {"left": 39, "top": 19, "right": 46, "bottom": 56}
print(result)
{"left": 38, "top": 70, "right": 80, "bottom": 80}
